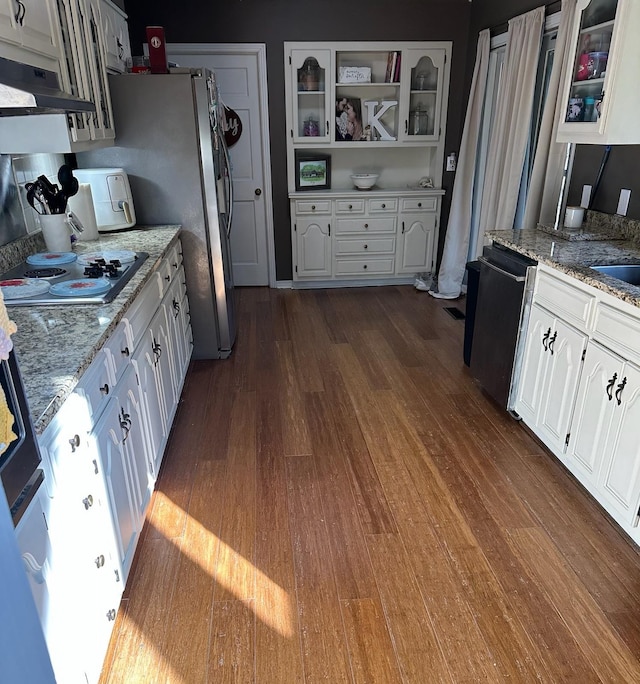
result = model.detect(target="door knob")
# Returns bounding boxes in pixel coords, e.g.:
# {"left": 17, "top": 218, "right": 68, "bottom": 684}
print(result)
{"left": 255, "top": 188, "right": 262, "bottom": 196}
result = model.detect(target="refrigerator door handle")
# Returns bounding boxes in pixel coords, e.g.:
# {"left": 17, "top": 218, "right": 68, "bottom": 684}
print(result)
{"left": 222, "top": 139, "right": 234, "bottom": 239}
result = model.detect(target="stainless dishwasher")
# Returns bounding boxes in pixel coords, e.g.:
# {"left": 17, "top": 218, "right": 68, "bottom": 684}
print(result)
{"left": 469, "top": 243, "right": 537, "bottom": 409}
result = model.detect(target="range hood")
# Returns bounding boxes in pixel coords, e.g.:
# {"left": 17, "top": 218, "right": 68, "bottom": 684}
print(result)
{"left": 0, "top": 57, "right": 95, "bottom": 115}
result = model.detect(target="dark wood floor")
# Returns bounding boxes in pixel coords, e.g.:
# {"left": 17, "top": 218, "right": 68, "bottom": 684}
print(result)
{"left": 101, "top": 286, "right": 640, "bottom": 683}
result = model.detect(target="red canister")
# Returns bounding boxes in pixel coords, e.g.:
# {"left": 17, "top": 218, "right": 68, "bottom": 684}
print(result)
{"left": 146, "top": 26, "right": 168, "bottom": 74}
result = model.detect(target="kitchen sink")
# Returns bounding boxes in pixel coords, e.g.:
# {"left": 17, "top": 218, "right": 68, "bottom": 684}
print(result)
{"left": 591, "top": 264, "right": 640, "bottom": 286}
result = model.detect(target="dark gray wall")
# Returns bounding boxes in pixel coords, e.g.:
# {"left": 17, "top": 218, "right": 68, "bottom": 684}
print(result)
{"left": 469, "top": 0, "right": 640, "bottom": 218}
{"left": 123, "top": 0, "right": 472, "bottom": 280}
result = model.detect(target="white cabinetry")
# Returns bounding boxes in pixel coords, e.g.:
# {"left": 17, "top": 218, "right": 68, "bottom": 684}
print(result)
{"left": 291, "top": 191, "right": 440, "bottom": 284}
{"left": 0, "top": 0, "right": 59, "bottom": 68}
{"left": 33, "top": 237, "right": 192, "bottom": 684}
{"left": 514, "top": 261, "right": 640, "bottom": 543}
{"left": 557, "top": 0, "right": 640, "bottom": 144}
{"left": 100, "top": 0, "right": 130, "bottom": 73}
{"left": 0, "top": 0, "right": 115, "bottom": 153}
{"left": 285, "top": 41, "right": 450, "bottom": 287}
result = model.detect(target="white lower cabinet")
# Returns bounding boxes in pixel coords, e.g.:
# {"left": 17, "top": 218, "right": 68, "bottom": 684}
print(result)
{"left": 514, "top": 262, "right": 640, "bottom": 543}
{"left": 32, "top": 237, "right": 192, "bottom": 683}
{"left": 514, "top": 302, "right": 588, "bottom": 456}
{"left": 291, "top": 192, "right": 441, "bottom": 284}
{"left": 567, "top": 341, "right": 640, "bottom": 528}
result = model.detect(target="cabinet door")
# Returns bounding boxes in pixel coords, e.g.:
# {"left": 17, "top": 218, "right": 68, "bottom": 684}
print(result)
{"left": 395, "top": 211, "right": 435, "bottom": 274}
{"left": 149, "top": 304, "right": 177, "bottom": 423}
{"left": 116, "top": 363, "right": 153, "bottom": 526}
{"left": 598, "top": 360, "right": 640, "bottom": 527}
{"left": 132, "top": 341, "right": 166, "bottom": 479}
{"left": 399, "top": 48, "right": 447, "bottom": 141}
{"left": 295, "top": 216, "right": 332, "bottom": 278}
{"left": 92, "top": 396, "right": 138, "bottom": 581}
{"left": 557, "top": 0, "right": 640, "bottom": 144}
{"left": 289, "top": 48, "right": 332, "bottom": 143}
{"left": 17, "top": 0, "right": 58, "bottom": 58}
{"left": 101, "top": 0, "right": 130, "bottom": 73}
{"left": 84, "top": 0, "right": 115, "bottom": 140}
{"left": 0, "top": 1, "right": 19, "bottom": 44}
{"left": 536, "top": 316, "right": 587, "bottom": 456}
{"left": 514, "top": 303, "right": 554, "bottom": 426}
{"left": 566, "top": 341, "right": 620, "bottom": 491}
{"left": 54, "top": 0, "right": 92, "bottom": 143}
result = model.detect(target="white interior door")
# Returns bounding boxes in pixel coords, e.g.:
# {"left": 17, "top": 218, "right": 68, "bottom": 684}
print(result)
{"left": 165, "top": 44, "right": 275, "bottom": 287}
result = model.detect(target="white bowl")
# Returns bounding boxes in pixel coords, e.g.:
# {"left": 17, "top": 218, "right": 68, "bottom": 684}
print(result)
{"left": 351, "top": 173, "right": 379, "bottom": 190}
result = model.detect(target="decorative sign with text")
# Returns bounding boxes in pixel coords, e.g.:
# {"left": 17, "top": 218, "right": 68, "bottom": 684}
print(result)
{"left": 223, "top": 106, "right": 242, "bottom": 148}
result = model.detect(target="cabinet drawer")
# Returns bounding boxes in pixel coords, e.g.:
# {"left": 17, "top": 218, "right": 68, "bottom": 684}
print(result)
{"left": 294, "top": 200, "right": 331, "bottom": 214}
{"left": 368, "top": 198, "right": 397, "bottom": 212}
{"left": 335, "top": 237, "right": 395, "bottom": 255}
{"left": 534, "top": 269, "right": 595, "bottom": 330}
{"left": 75, "top": 350, "right": 115, "bottom": 421}
{"left": 335, "top": 217, "right": 396, "bottom": 234}
{"left": 103, "top": 321, "right": 131, "bottom": 383}
{"left": 335, "top": 258, "right": 395, "bottom": 276}
{"left": 125, "top": 276, "right": 162, "bottom": 350}
{"left": 335, "top": 199, "right": 365, "bottom": 213}
{"left": 401, "top": 197, "right": 437, "bottom": 212}
{"left": 593, "top": 302, "right": 640, "bottom": 367}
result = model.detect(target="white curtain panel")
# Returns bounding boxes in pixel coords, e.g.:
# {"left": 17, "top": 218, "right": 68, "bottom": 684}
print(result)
{"left": 430, "top": 30, "right": 490, "bottom": 299}
{"left": 477, "top": 6, "right": 545, "bottom": 239}
{"left": 522, "top": 0, "right": 577, "bottom": 229}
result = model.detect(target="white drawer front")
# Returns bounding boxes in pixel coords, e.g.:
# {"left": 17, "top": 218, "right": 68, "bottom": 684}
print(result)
{"left": 335, "top": 199, "right": 365, "bottom": 213}
{"left": 102, "top": 321, "right": 131, "bottom": 382}
{"left": 294, "top": 200, "right": 331, "bottom": 214}
{"left": 335, "top": 237, "right": 395, "bottom": 255}
{"left": 368, "top": 198, "right": 397, "bottom": 212}
{"left": 593, "top": 302, "right": 640, "bottom": 367}
{"left": 75, "top": 350, "right": 114, "bottom": 421}
{"left": 401, "top": 197, "right": 437, "bottom": 212}
{"left": 335, "top": 258, "right": 395, "bottom": 276}
{"left": 125, "top": 276, "right": 162, "bottom": 349}
{"left": 335, "top": 217, "right": 396, "bottom": 234}
{"left": 534, "top": 269, "right": 595, "bottom": 330}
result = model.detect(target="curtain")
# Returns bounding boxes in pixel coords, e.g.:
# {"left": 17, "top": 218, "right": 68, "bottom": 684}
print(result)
{"left": 429, "top": 30, "right": 490, "bottom": 299}
{"left": 477, "top": 6, "right": 545, "bottom": 239}
{"left": 522, "top": 0, "right": 577, "bottom": 229}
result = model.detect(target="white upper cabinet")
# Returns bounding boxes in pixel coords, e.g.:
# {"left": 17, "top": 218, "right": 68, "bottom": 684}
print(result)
{"left": 288, "top": 48, "right": 332, "bottom": 144}
{"left": 0, "top": 0, "right": 59, "bottom": 68}
{"left": 101, "top": 0, "right": 130, "bottom": 74}
{"left": 557, "top": 0, "right": 640, "bottom": 144}
{"left": 398, "top": 48, "right": 448, "bottom": 143}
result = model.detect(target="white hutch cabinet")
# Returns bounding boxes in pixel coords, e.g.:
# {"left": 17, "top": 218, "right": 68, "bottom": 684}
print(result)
{"left": 285, "top": 41, "right": 451, "bottom": 286}
{"left": 557, "top": 0, "right": 640, "bottom": 144}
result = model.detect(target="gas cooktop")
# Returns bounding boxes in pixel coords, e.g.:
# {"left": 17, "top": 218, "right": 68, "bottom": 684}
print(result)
{"left": 0, "top": 250, "right": 149, "bottom": 306}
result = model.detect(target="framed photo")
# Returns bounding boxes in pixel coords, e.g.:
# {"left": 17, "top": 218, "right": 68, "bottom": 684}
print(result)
{"left": 295, "top": 152, "right": 331, "bottom": 191}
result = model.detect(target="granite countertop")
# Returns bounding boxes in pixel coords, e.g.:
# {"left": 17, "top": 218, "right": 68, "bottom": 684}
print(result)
{"left": 4, "top": 225, "right": 181, "bottom": 434}
{"left": 486, "top": 225, "right": 640, "bottom": 309}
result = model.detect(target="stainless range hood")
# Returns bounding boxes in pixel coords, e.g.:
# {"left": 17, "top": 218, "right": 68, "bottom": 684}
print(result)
{"left": 0, "top": 56, "right": 95, "bottom": 115}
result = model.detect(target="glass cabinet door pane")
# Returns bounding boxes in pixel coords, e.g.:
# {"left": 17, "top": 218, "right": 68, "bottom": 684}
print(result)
{"left": 408, "top": 55, "right": 438, "bottom": 137}
{"left": 565, "top": 0, "right": 617, "bottom": 124}
{"left": 292, "top": 50, "right": 330, "bottom": 142}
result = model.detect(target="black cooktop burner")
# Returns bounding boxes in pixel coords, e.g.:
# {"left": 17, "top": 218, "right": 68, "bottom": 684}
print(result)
{"left": 23, "top": 267, "right": 67, "bottom": 279}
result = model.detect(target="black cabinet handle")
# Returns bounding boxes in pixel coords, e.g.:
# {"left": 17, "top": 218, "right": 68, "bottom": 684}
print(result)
{"left": 542, "top": 327, "right": 551, "bottom": 351}
{"left": 548, "top": 331, "right": 557, "bottom": 355}
{"left": 615, "top": 377, "right": 627, "bottom": 406}
{"left": 121, "top": 346, "right": 130, "bottom": 357}
{"left": 606, "top": 373, "right": 617, "bottom": 401}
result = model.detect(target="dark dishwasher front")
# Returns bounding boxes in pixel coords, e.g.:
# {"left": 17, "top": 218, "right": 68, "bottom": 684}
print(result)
{"left": 469, "top": 244, "right": 536, "bottom": 408}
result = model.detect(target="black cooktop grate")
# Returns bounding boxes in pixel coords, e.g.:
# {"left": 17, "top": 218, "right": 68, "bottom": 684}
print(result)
{"left": 23, "top": 267, "right": 67, "bottom": 279}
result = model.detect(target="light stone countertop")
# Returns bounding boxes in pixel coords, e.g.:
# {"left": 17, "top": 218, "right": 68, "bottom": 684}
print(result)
{"left": 486, "top": 227, "right": 640, "bottom": 308}
{"left": 4, "top": 226, "right": 182, "bottom": 434}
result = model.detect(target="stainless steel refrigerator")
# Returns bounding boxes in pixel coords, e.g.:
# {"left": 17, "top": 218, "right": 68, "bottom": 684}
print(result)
{"left": 77, "top": 69, "right": 236, "bottom": 360}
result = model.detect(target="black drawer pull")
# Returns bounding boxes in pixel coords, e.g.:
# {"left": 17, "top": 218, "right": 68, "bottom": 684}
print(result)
{"left": 615, "top": 377, "right": 627, "bottom": 405}
{"left": 364, "top": 244, "right": 368, "bottom": 249}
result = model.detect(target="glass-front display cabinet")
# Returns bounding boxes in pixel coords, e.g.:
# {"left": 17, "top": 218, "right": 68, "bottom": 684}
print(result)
{"left": 557, "top": 0, "right": 640, "bottom": 144}
{"left": 289, "top": 49, "right": 332, "bottom": 144}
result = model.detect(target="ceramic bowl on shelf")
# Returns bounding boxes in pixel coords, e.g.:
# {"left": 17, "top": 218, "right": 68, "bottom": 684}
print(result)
{"left": 351, "top": 173, "right": 379, "bottom": 190}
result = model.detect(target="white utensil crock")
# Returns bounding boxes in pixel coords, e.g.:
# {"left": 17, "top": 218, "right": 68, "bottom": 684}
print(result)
{"left": 564, "top": 206, "right": 585, "bottom": 229}
{"left": 39, "top": 214, "right": 72, "bottom": 252}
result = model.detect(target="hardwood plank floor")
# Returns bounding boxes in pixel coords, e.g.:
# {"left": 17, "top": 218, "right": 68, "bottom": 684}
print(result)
{"left": 100, "top": 286, "right": 640, "bottom": 683}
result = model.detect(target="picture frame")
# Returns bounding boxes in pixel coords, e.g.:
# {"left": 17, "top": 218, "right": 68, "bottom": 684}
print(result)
{"left": 295, "top": 152, "right": 331, "bottom": 191}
